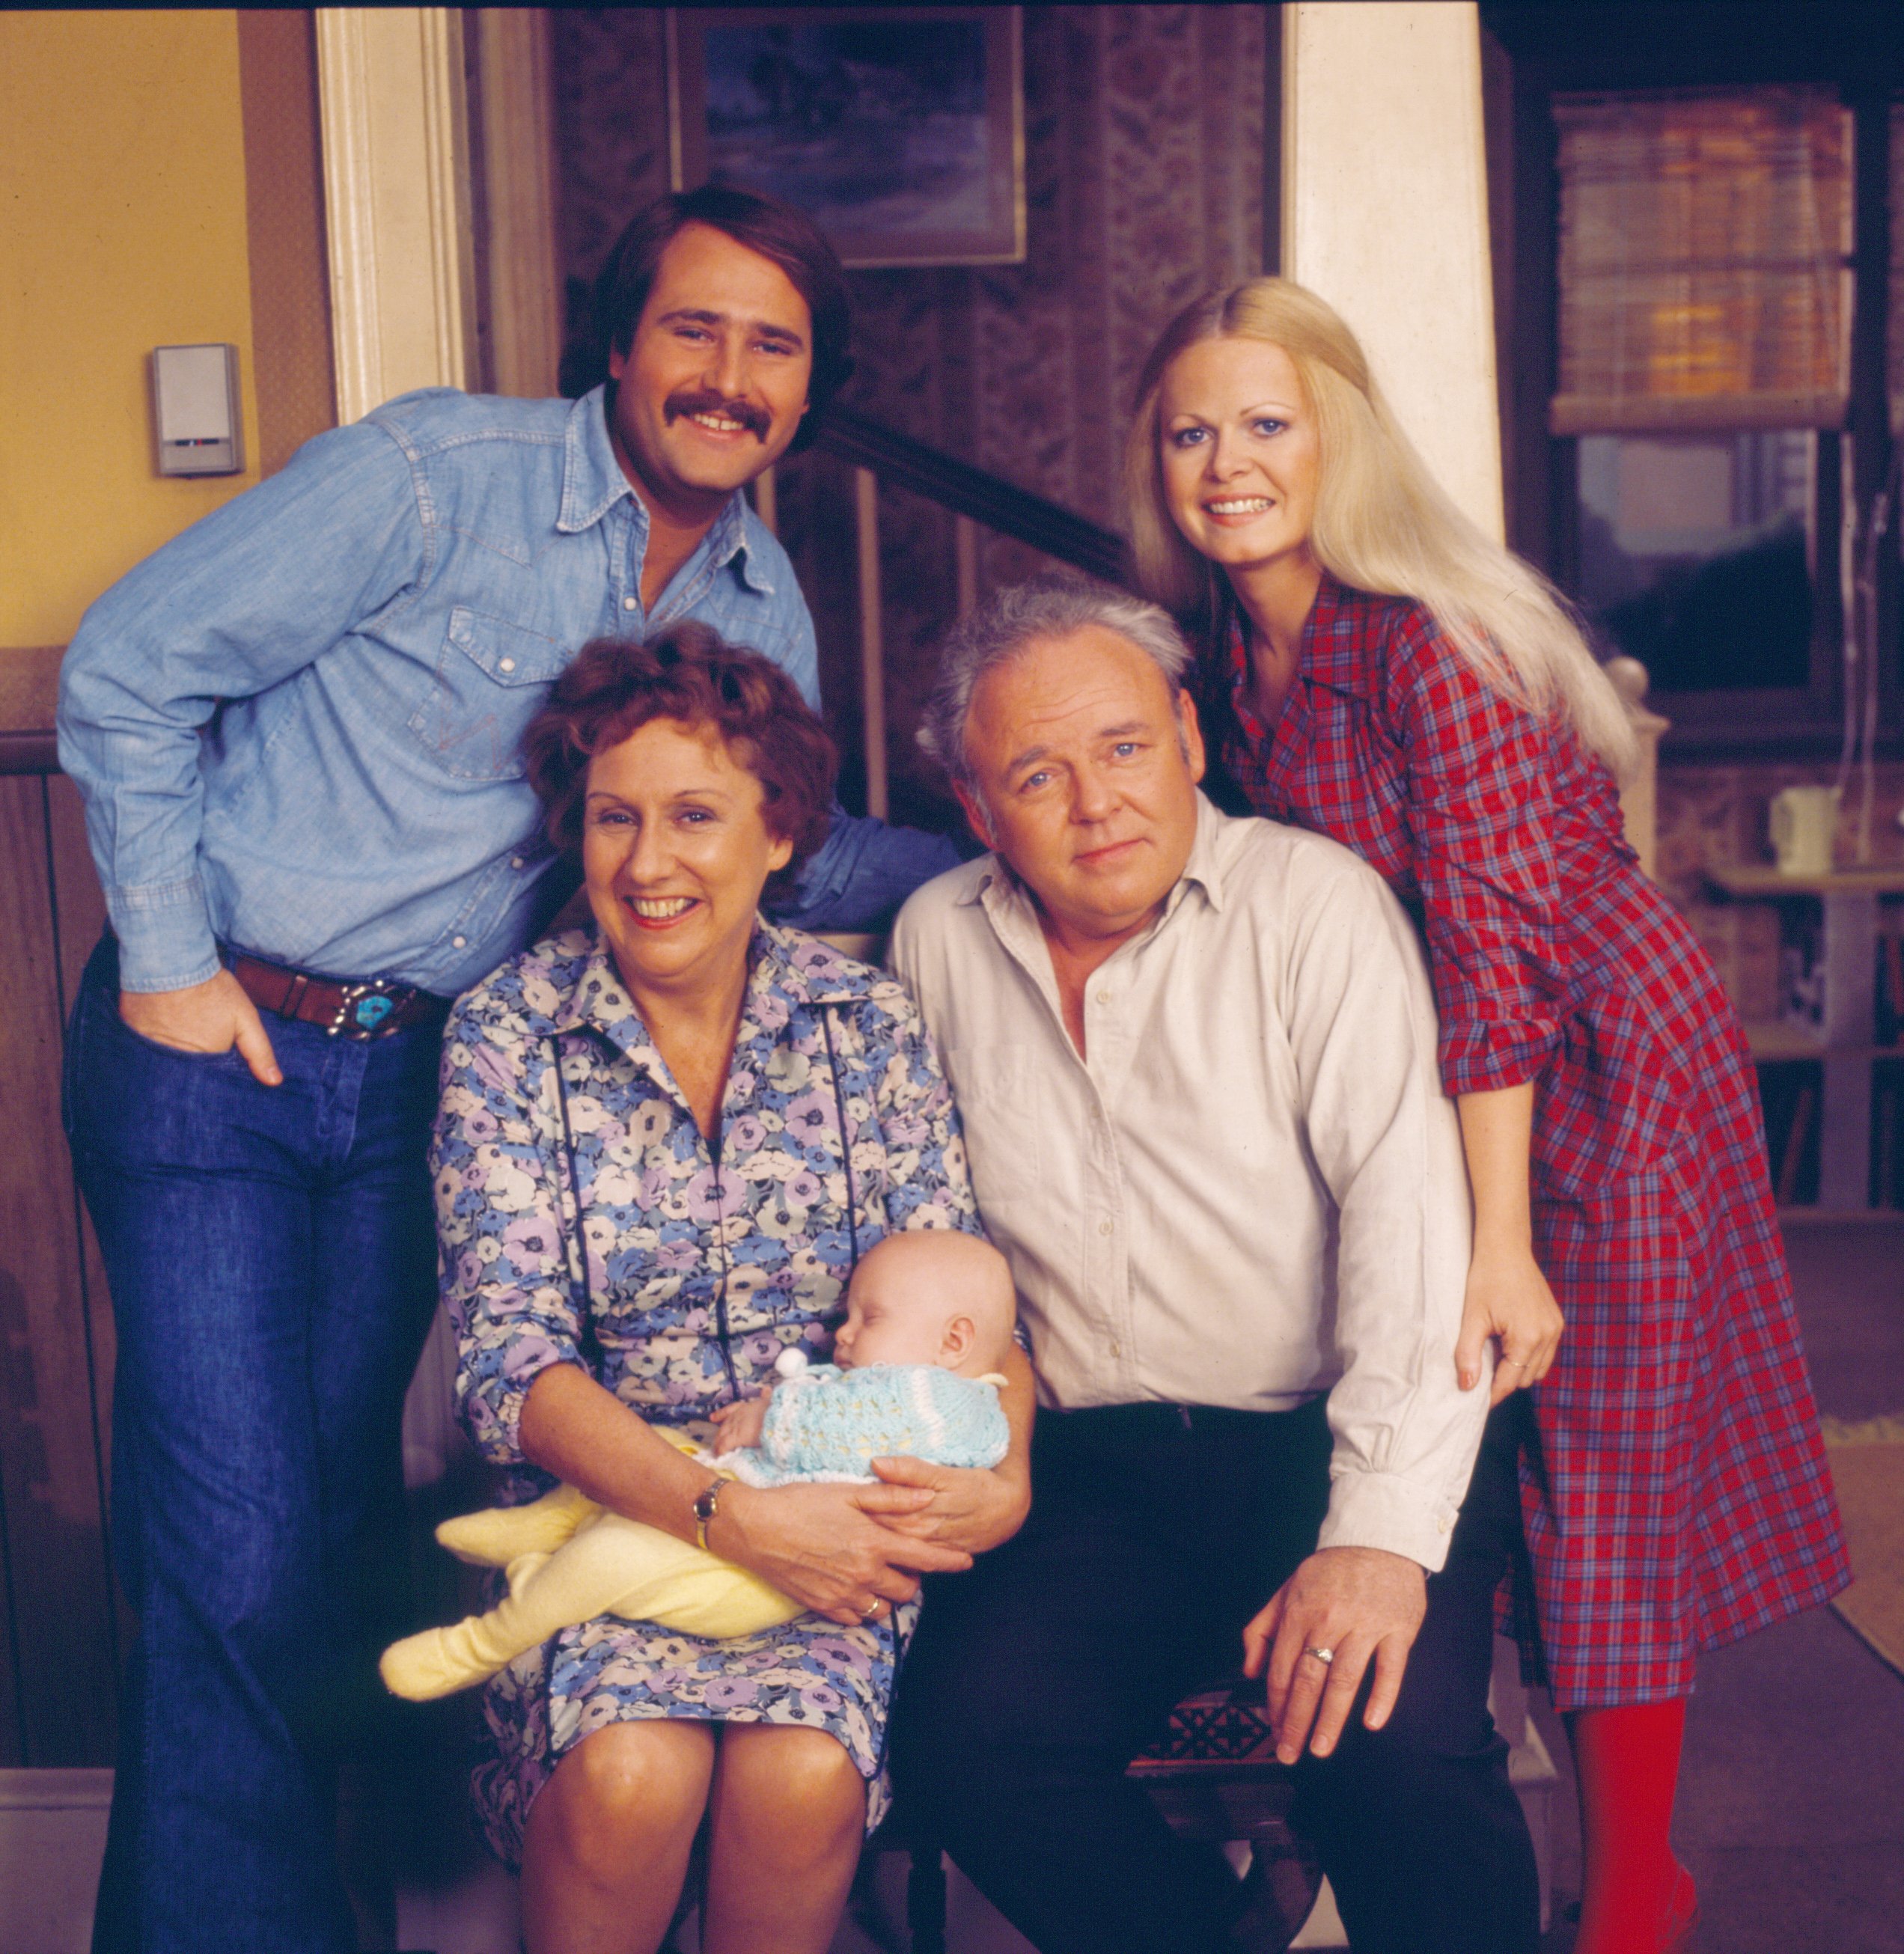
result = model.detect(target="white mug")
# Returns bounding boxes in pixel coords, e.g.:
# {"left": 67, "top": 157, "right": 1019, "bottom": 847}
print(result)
{"left": 1768, "top": 785, "right": 1841, "bottom": 876}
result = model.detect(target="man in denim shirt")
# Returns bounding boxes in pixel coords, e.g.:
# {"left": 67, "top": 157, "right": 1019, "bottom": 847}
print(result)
{"left": 58, "top": 186, "right": 953, "bottom": 1954}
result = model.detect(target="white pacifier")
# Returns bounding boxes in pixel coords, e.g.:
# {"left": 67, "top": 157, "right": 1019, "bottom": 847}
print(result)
{"left": 774, "top": 1346, "right": 811, "bottom": 1379}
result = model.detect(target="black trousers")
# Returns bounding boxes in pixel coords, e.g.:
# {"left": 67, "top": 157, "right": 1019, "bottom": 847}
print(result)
{"left": 890, "top": 1398, "right": 1540, "bottom": 1954}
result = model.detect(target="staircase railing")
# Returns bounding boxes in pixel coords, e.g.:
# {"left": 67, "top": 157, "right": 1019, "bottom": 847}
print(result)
{"left": 754, "top": 406, "right": 1130, "bottom": 819}
{"left": 817, "top": 406, "right": 1129, "bottom": 585}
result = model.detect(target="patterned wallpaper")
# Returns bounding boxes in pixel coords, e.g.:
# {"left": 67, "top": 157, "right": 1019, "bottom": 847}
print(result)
{"left": 549, "top": 4, "right": 1269, "bottom": 824}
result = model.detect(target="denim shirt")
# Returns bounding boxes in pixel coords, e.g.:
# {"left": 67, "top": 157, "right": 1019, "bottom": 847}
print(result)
{"left": 58, "top": 386, "right": 955, "bottom": 995}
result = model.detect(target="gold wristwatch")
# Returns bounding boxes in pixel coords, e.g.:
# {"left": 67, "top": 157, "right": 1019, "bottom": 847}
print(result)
{"left": 693, "top": 1477, "right": 729, "bottom": 1552}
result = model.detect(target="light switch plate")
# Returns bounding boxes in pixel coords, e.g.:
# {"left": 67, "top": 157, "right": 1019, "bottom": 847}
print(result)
{"left": 151, "top": 344, "right": 243, "bottom": 476}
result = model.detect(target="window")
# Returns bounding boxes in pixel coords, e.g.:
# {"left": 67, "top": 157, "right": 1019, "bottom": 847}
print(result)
{"left": 1485, "top": 0, "right": 1904, "bottom": 753}
{"left": 1547, "top": 86, "right": 1871, "bottom": 742}
{"left": 1574, "top": 428, "right": 1825, "bottom": 692}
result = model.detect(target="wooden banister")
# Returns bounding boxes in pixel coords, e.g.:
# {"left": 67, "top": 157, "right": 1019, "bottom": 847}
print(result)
{"left": 814, "top": 406, "right": 1131, "bottom": 813}
{"left": 853, "top": 466, "right": 889, "bottom": 820}
{"left": 814, "top": 406, "right": 1129, "bottom": 587}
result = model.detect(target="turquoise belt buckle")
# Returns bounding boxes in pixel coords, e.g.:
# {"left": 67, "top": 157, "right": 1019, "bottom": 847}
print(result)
{"left": 331, "top": 982, "right": 403, "bottom": 1039}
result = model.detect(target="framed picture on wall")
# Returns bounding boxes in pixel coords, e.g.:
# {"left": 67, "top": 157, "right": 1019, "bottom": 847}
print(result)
{"left": 667, "top": 7, "right": 1025, "bottom": 268}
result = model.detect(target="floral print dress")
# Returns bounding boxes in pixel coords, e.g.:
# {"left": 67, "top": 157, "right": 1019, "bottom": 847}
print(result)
{"left": 434, "top": 921, "right": 980, "bottom": 1863}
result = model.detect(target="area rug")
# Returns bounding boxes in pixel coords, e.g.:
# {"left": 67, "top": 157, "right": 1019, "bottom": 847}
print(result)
{"left": 1821, "top": 1415, "right": 1904, "bottom": 1678}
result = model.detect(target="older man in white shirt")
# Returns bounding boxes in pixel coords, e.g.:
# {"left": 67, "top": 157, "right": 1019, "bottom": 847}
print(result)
{"left": 883, "top": 577, "right": 1539, "bottom": 1954}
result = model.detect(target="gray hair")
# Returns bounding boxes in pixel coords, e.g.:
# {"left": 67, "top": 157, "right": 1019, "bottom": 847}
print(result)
{"left": 917, "top": 573, "right": 1193, "bottom": 793}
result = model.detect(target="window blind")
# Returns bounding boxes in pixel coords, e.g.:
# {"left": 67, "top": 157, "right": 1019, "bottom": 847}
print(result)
{"left": 1551, "top": 88, "right": 1852, "bottom": 435}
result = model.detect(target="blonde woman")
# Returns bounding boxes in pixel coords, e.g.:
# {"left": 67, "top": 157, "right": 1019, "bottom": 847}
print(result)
{"left": 1126, "top": 277, "right": 1847, "bottom": 1954}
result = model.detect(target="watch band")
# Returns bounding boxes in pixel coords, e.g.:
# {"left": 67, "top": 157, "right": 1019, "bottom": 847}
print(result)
{"left": 693, "top": 1477, "right": 728, "bottom": 1552}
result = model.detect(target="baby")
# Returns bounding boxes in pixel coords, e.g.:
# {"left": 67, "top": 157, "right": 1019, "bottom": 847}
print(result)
{"left": 380, "top": 1230, "right": 1016, "bottom": 1701}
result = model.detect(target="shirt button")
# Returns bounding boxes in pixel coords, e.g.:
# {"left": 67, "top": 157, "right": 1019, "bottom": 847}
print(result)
{"left": 1110, "top": 1339, "right": 1122, "bottom": 1356}
{"left": 1095, "top": 990, "right": 1111, "bottom": 1006}
{"left": 498, "top": 657, "right": 516, "bottom": 673}
{"left": 452, "top": 935, "right": 467, "bottom": 949}
{"left": 623, "top": 596, "right": 638, "bottom": 611}
{"left": 1098, "top": 1218, "right": 1114, "bottom": 1236}
{"left": 510, "top": 855, "right": 525, "bottom": 870}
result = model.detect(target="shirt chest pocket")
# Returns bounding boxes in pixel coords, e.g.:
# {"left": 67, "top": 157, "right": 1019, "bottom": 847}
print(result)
{"left": 943, "top": 1041, "right": 1045, "bottom": 1227}
{"left": 406, "top": 606, "right": 572, "bottom": 781}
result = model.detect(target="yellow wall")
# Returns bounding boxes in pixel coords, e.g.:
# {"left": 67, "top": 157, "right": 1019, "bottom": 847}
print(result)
{"left": 0, "top": 10, "right": 259, "bottom": 647}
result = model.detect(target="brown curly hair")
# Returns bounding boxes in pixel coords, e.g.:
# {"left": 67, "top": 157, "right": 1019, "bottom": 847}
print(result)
{"left": 522, "top": 624, "right": 837, "bottom": 902}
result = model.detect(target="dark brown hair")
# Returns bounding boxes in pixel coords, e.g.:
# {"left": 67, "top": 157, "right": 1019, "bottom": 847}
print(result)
{"left": 562, "top": 185, "right": 853, "bottom": 453}
{"left": 523, "top": 624, "right": 837, "bottom": 901}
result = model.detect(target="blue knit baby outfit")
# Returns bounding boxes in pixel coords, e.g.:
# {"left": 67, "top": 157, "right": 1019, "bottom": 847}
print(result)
{"left": 723, "top": 1358, "right": 1010, "bottom": 1488}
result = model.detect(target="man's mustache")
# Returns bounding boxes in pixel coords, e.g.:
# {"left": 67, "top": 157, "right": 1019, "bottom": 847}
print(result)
{"left": 664, "top": 389, "right": 772, "bottom": 440}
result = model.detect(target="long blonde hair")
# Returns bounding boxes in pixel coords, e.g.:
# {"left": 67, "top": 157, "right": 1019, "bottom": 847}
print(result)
{"left": 1124, "top": 277, "right": 1637, "bottom": 776}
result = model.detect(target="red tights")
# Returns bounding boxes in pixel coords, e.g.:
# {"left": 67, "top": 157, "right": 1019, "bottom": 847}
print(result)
{"left": 1566, "top": 1701, "right": 1697, "bottom": 1954}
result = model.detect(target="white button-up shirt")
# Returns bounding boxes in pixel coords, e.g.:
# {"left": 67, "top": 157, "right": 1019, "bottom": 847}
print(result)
{"left": 891, "top": 795, "right": 1484, "bottom": 1570}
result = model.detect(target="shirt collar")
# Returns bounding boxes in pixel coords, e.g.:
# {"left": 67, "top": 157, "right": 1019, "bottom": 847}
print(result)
{"left": 1296, "top": 573, "right": 1376, "bottom": 699}
{"left": 557, "top": 387, "right": 777, "bottom": 597}
{"left": 549, "top": 934, "right": 649, "bottom": 1059}
{"left": 557, "top": 387, "right": 637, "bottom": 534}
{"left": 710, "top": 498, "right": 779, "bottom": 597}
{"left": 1180, "top": 791, "right": 1228, "bottom": 909}
{"left": 1226, "top": 572, "right": 1373, "bottom": 704}
{"left": 962, "top": 790, "right": 1229, "bottom": 935}
{"left": 549, "top": 920, "right": 888, "bottom": 1048}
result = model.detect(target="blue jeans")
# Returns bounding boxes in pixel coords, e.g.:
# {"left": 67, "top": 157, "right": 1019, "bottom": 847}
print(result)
{"left": 64, "top": 937, "right": 442, "bottom": 1954}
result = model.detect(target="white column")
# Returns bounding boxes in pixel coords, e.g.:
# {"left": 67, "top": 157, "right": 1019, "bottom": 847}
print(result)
{"left": 1281, "top": 1, "right": 1502, "bottom": 541}
{"left": 315, "top": 11, "right": 481, "bottom": 1497}
{"left": 316, "top": 7, "right": 476, "bottom": 423}
{"left": 1282, "top": 17, "right": 1557, "bottom": 1934}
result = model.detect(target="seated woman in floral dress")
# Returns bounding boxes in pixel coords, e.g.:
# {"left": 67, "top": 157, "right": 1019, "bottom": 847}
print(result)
{"left": 435, "top": 624, "right": 1033, "bottom": 1954}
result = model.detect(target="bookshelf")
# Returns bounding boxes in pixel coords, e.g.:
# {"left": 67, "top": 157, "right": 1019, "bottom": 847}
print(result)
{"left": 1705, "top": 865, "right": 1904, "bottom": 1209}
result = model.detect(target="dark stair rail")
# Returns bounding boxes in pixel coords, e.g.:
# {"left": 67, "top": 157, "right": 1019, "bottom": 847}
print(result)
{"left": 790, "top": 406, "right": 1132, "bottom": 817}
{"left": 814, "top": 404, "right": 1132, "bottom": 588}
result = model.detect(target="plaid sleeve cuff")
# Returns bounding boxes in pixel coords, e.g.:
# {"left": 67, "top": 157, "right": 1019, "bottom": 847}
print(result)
{"left": 1438, "top": 1015, "right": 1557, "bottom": 1099}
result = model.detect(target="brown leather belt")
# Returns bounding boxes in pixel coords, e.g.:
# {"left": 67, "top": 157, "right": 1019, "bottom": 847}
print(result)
{"left": 227, "top": 953, "right": 451, "bottom": 1040}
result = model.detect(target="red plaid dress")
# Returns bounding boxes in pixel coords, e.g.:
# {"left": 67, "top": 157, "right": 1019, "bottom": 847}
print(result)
{"left": 1203, "top": 576, "right": 1849, "bottom": 1708}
